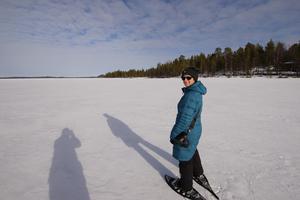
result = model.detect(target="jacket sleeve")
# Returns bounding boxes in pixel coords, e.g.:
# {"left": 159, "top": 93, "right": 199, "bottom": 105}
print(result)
{"left": 170, "top": 92, "right": 200, "bottom": 140}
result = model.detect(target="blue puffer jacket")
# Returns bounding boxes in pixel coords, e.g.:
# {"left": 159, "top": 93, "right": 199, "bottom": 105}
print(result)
{"left": 170, "top": 81, "right": 207, "bottom": 161}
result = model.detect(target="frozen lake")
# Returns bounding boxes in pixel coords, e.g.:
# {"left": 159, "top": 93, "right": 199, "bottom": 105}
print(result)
{"left": 0, "top": 77, "right": 299, "bottom": 200}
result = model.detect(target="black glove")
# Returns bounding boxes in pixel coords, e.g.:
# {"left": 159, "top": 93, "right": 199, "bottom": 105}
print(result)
{"left": 170, "top": 132, "right": 189, "bottom": 148}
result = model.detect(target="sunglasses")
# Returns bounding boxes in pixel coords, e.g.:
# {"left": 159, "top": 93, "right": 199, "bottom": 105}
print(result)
{"left": 181, "top": 76, "right": 192, "bottom": 81}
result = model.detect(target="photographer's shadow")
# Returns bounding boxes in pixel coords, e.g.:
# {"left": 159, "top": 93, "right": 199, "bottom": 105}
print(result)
{"left": 103, "top": 113, "right": 177, "bottom": 178}
{"left": 48, "top": 128, "right": 90, "bottom": 200}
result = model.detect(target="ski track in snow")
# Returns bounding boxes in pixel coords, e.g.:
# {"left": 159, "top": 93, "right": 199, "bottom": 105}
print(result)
{"left": 0, "top": 78, "right": 299, "bottom": 200}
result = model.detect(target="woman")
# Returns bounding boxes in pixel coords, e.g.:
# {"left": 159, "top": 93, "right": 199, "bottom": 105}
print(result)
{"left": 169, "top": 67, "right": 210, "bottom": 198}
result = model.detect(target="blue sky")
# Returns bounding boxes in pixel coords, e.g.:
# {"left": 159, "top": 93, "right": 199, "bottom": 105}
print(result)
{"left": 0, "top": 0, "right": 299, "bottom": 76}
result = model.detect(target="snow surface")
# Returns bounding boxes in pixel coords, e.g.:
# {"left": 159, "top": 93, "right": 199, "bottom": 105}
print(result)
{"left": 0, "top": 78, "right": 299, "bottom": 200}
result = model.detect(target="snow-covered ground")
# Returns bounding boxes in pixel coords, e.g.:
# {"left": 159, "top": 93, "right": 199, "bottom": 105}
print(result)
{"left": 0, "top": 78, "right": 299, "bottom": 200}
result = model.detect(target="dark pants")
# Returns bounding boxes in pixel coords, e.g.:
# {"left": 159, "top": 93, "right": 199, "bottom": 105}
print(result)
{"left": 179, "top": 150, "right": 204, "bottom": 191}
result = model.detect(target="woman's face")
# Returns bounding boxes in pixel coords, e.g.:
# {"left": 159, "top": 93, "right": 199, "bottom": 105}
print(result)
{"left": 181, "top": 75, "right": 195, "bottom": 87}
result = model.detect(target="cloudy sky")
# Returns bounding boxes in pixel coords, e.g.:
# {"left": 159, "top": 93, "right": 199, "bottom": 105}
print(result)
{"left": 0, "top": 0, "right": 299, "bottom": 76}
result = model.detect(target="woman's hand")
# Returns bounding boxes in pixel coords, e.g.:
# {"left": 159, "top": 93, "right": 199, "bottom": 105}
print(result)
{"left": 170, "top": 132, "right": 189, "bottom": 148}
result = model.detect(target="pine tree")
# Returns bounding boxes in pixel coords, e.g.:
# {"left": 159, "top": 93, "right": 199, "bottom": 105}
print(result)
{"left": 224, "top": 47, "right": 233, "bottom": 76}
{"left": 235, "top": 47, "right": 245, "bottom": 75}
{"left": 266, "top": 39, "right": 275, "bottom": 66}
{"left": 245, "top": 42, "right": 256, "bottom": 76}
{"left": 275, "top": 42, "right": 285, "bottom": 72}
{"left": 255, "top": 44, "right": 265, "bottom": 67}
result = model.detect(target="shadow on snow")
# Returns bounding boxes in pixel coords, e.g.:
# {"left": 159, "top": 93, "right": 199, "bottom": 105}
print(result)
{"left": 103, "top": 113, "right": 177, "bottom": 179}
{"left": 48, "top": 128, "right": 90, "bottom": 200}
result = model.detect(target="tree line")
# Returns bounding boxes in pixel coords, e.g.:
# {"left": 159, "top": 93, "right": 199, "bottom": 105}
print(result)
{"left": 100, "top": 40, "right": 300, "bottom": 78}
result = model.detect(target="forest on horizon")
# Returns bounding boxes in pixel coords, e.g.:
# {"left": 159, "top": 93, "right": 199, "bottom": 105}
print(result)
{"left": 101, "top": 39, "right": 300, "bottom": 78}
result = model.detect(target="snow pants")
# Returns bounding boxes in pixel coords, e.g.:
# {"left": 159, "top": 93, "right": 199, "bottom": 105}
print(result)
{"left": 179, "top": 149, "right": 204, "bottom": 191}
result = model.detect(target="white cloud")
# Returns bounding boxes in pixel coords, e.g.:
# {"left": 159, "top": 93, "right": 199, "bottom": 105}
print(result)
{"left": 0, "top": 0, "right": 299, "bottom": 76}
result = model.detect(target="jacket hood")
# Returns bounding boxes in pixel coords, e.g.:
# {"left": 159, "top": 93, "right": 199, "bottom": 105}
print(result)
{"left": 182, "top": 81, "right": 207, "bottom": 95}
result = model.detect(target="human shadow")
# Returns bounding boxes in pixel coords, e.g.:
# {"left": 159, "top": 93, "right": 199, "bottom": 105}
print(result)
{"left": 48, "top": 128, "right": 90, "bottom": 200}
{"left": 103, "top": 113, "right": 177, "bottom": 178}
